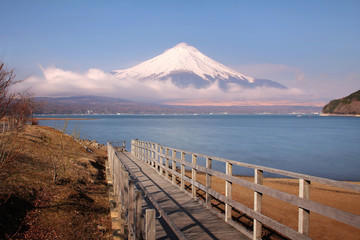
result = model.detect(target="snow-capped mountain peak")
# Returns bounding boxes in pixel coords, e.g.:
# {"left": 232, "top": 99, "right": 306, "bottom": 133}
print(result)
{"left": 113, "top": 42, "right": 254, "bottom": 82}
{"left": 113, "top": 43, "right": 286, "bottom": 90}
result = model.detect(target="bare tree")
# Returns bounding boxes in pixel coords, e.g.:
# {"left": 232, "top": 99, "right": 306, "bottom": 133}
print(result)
{"left": 10, "top": 92, "right": 34, "bottom": 129}
{"left": 0, "top": 62, "right": 22, "bottom": 120}
{"left": 0, "top": 60, "right": 33, "bottom": 168}
{"left": 0, "top": 61, "right": 35, "bottom": 130}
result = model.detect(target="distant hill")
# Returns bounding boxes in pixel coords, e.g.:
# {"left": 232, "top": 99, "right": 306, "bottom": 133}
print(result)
{"left": 322, "top": 90, "right": 360, "bottom": 115}
{"left": 34, "top": 95, "right": 321, "bottom": 115}
{"left": 35, "top": 95, "right": 142, "bottom": 114}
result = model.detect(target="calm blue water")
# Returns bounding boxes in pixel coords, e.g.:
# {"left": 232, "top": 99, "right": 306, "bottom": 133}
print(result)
{"left": 38, "top": 114, "right": 360, "bottom": 181}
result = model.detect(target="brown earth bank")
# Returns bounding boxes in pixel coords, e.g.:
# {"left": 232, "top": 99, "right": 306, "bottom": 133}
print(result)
{"left": 0, "top": 125, "right": 112, "bottom": 239}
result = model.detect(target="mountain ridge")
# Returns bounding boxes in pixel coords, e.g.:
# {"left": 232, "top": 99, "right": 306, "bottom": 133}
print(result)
{"left": 113, "top": 43, "right": 287, "bottom": 89}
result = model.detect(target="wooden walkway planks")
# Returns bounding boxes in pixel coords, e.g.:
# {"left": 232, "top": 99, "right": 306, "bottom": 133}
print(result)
{"left": 117, "top": 151, "right": 250, "bottom": 240}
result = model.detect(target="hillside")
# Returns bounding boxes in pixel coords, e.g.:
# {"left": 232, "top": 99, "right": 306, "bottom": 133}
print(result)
{"left": 0, "top": 125, "right": 112, "bottom": 239}
{"left": 322, "top": 90, "right": 360, "bottom": 115}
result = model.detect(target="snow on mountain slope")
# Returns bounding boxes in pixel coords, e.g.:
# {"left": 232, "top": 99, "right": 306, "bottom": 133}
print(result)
{"left": 113, "top": 43, "right": 286, "bottom": 89}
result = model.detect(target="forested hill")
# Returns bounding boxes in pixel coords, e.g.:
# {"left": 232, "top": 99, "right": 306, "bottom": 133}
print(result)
{"left": 322, "top": 90, "right": 360, "bottom": 115}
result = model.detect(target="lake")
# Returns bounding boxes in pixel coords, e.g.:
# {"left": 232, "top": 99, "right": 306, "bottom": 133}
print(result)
{"left": 37, "top": 114, "right": 360, "bottom": 181}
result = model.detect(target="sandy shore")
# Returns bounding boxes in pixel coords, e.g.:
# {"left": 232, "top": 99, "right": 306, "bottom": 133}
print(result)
{"left": 189, "top": 172, "right": 360, "bottom": 240}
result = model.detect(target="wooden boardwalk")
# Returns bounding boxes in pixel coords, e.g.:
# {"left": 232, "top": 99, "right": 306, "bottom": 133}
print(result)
{"left": 116, "top": 150, "right": 249, "bottom": 240}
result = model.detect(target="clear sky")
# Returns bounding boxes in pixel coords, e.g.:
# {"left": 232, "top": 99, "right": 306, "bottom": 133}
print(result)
{"left": 1, "top": 0, "right": 359, "bottom": 104}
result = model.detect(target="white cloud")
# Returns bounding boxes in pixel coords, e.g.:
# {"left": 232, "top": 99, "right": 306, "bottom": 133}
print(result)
{"left": 234, "top": 63, "right": 306, "bottom": 85}
{"left": 17, "top": 65, "right": 308, "bottom": 103}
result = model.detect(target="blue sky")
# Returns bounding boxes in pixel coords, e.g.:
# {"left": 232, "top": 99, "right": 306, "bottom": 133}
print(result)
{"left": 1, "top": 0, "right": 359, "bottom": 103}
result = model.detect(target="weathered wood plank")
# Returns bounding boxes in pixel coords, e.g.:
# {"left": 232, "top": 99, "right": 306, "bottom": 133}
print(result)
{"left": 118, "top": 151, "right": 249, "bottom": 240}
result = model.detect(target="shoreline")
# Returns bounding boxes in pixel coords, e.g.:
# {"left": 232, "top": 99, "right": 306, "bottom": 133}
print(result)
{"left": 35, "top": 117, "right": 97, "bottom": 120}
{"left": 320, "top": 113, "right": 360, "bottom": 117}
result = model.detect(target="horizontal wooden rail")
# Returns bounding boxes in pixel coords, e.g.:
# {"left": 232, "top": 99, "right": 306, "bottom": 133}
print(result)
{"left": 158, "top": 146, "right": 360, "bottom": 192}
{"left": 131, "top": 139, "right": 360, "bottom": 240}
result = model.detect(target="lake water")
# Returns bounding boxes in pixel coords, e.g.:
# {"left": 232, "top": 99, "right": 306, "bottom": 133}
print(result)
{"left": 38, "top": 114, "right": 360, "bottom": 181}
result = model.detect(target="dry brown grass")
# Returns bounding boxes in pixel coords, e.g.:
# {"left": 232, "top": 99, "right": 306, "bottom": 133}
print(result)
{"left": 0, "top": 125, "right": 112, "bottom": 239}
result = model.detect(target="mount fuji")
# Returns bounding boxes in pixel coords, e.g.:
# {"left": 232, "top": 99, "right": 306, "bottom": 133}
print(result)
{"left": 113, "top": 43, "right": 286, "bottom": 90}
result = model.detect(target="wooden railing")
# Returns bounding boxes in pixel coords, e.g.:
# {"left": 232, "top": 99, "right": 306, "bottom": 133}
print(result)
{"left": 0, "top": 117, "right": 25, "bottom": 133}
{"left": 131, "top": 139, "right": 360, "bottom": 240}
{"left": 107, "top": 142, "right": 187, "bottom": 240}
{"left": 1, "top": 122, "right": 14, "bottom": 133}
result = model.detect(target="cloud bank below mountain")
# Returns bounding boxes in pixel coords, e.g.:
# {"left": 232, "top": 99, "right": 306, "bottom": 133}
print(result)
{"left": 18, "top": 65, "right": 313, "bottom": 106}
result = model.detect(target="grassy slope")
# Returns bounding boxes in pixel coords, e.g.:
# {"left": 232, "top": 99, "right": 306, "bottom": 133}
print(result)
{"left": 0, "top": 125, "right": 112, "bottom": 239}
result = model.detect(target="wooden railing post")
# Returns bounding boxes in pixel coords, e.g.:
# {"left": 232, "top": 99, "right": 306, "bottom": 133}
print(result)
{"left": 225, "top": 162, "right": 232, "bottom": 222}
{"left": 155, "top": 144, "right": 159, "bottom": 171}
{"left": 133, "top": 140, "right": 136, "bottom": 157}
{"left": 253, "top": 169, "right": 263, "bottom": 240}
{"left": 159, "top": 146, "right": 164, "bottom": 175}
{"left": 128, "top": 180, "right": 135, "bottom": 238}
{"left": 111, "top": 152, "right": 119, "bottom": 194}
{"left": 172, "top": 149, "right": 177, "bottom": 185}
{"left": 108, "top": 144, "right": 114, "bottom": 185}
{"left": 146, "top": 143, "right": 148, "bottom": 163}
{"left": 206, "top": 157, "right": 212, "bottom": 208}
{"left": 123, "top": 172, "right": 129, "bottom": 212}
{"left": 107, "top": 142, "right": 111, "bottom": 169}
{"left": 192, "top": 154, "right": 197, "bottom": 200}
{"left": 147, "top": 143, "right": 150, "bottom": 165}
{"left": 115, "top": 159, "right": 120, "bottom": 206}
{"left": 143, "top": 142, "right": 146, "bottom": 163}
{"left": 145, "top": 209, "right": 156, "bottom": 240}
{"left": 108, "top": 144, "right": 114, "bottom": 182}
{"left": 142, "top": 142, "right": 145, "bottom": 160}
{"left": 181, "top": 152, "right": 185, "bottom": 191}
{"left": 120, "top": 165, "right": 125, "bottom": 212}
{"left": 150, "top": 143, "right": 153, "bottom": 167}
{"left": 148, "top": 143, "right": 151, "bottom": 164}
{"left": 298, "top": 179, "right": 311, "bottom": 236}
{"left": 165, "top": 148, "right": 170, "bottom": 179}
{"left": 142, "top": 142, "right": 145, "bottom": 162}
{"left": 131, "top": 140, "right": 134, "bottom": 155}
{"left": 135, "top": 191, "right": 143, "bottom": 240}
{"left": 136, "top": 140, "right": 139, "bottom": 158}
{"left": 148, "top": 142, "right": 151, "bottom": 164}
{"left": 112, "top": 150, "right": 117, "bottom": 188}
